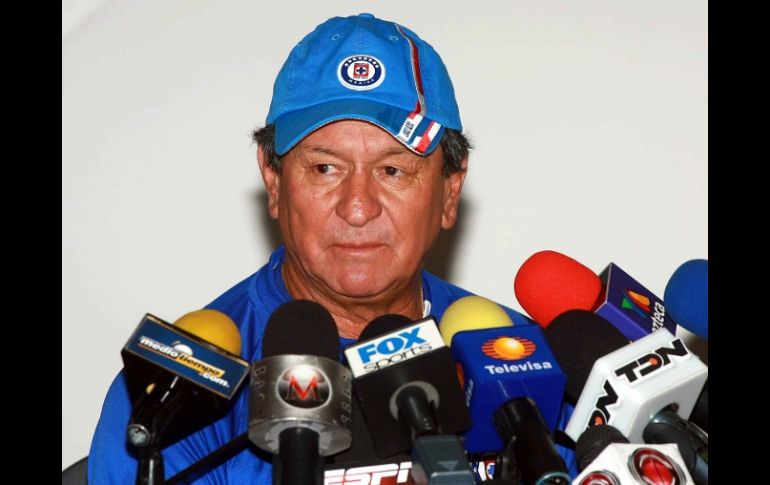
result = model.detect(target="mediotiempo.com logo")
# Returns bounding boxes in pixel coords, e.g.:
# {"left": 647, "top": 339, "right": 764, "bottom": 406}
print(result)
{"left": 138, "top": 336, "right": 230, "bottom": 388}
{"left": 481, "top": 336, "right": 536, "bottom": 361}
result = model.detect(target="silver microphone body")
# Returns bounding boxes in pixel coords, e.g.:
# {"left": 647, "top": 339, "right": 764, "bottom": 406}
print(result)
{"left": 248, "top": 354, "right": 352, "bottom": 456}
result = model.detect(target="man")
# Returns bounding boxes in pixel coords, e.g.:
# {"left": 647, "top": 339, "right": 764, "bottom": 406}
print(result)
{"left": 89, "top": 13, "right": 574, "bottom": 482}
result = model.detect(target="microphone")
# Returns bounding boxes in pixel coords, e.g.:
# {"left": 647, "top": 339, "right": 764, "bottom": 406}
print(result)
{"left": 557, "top": 321, "right": 707, "bottom": 444}
{"left": 346, "top": 314, "right": 475, "bottom": 484}
{"left": 494, "top": 398, "right": 571, "bottom": 485}
{"left": 644, "top": 408, "right": 708, "bottom": 485}
{"left": 545, "top": 311, "right": 707, "bottom": 483}
{"left": 174, "top": 309, "right": 242, "bottom": 352}
{"left": 121, "top": 310, "right": 250, "bottom": 483}
{"left": 248, "top": 300, "right": 352, "bottom": 485}
{"left": 575, "top": 424, "right": 628, "bottom": 472}
{"left": 663, "top": 259, "right": 708, "bottom": 434}
{"left": 514, "top": 250, "right": 602, "bottom": 328}
{"left": 343, "top": 314, "right": 472, "bottom": 459}
{"left": 438, "top": 295, "right": 514, "bottom": 346}
{"left": 688, "top": 381, "right": 707, "bottom": 434}
{"left": 515, "top": 250, "right": 677, "bottom": 340}
{"left": 574, "top": 443, "right": 695, "bottom": 485}
{"left": 438, "top": 297, "right": 569, "bottom": 484}
{"left": 664, "top": 259, "right": 708, "bottom": 341}
{"left": 542, "top": 310, "right": 629, "bottom": 404}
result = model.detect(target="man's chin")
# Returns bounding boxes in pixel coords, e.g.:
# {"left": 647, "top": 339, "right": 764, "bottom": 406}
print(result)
{"left": 331, "top": 272, "right": 388, "bottom": 299}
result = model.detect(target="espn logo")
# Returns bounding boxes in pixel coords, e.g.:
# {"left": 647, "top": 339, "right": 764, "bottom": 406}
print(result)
{"left": 325, "top": 462, "right": 412, "bottom": 485}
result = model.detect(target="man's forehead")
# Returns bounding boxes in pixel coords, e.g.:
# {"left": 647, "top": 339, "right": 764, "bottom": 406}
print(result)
{"left": 294, "top": 144, "right": 413, "bottom": 158}
{"left": 291, "top": 120, "right": 424, "bottom": 158}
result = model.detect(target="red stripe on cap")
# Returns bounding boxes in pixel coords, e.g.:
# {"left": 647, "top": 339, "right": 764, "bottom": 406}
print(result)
{"left": 414, "top": 121, "right": 437, "bottom": 153}
{"left": 396, "top": 24, "right": 426, "bottom": 117}
{"left": 408, "top": 38, "right": 425, "bottom": 100}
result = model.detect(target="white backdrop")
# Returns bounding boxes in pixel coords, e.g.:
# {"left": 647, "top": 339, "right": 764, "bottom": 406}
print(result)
{"left": 62, "top": 1, "right": 708, "bottom": 469}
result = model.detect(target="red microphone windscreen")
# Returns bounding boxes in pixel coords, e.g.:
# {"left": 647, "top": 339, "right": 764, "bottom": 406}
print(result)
{"left": 513, "top": 250, "right": 602, "bottom": 327}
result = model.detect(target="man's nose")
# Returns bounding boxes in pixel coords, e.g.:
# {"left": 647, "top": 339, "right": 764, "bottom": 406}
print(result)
{"left": 335, "top": 170, "right": 383, "bottom": 226}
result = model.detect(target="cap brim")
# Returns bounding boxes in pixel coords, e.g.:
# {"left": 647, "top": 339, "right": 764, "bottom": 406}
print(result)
{"left": 273, "top": 98, "right": 445, "bottom": 157}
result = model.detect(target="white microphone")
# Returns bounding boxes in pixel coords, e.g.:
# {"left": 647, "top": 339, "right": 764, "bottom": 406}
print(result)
{"left": 574, "top": 443, "right": 694, "bottom": 485}
{"left": 564, "top": 328, "right": 707, "bottom": 445}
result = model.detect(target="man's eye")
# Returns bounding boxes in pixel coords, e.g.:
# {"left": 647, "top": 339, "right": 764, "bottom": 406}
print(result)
{"left": 383, "top": 166, "right": 402, "bottom": 176}
{"left": 315, "top": 164, "right": 333, "bottom": 174}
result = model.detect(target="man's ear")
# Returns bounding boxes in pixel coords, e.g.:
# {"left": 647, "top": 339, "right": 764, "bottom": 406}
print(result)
{"left": 257, "top": 146, "right": 280, "bottom": 220}
{"left": 441, "top": 157, "right": 468, "bottom": 230}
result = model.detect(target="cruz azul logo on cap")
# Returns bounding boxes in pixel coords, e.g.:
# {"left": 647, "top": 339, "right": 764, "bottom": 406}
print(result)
{"left": 337, "top": 55, "right": 386, "bottom": 91}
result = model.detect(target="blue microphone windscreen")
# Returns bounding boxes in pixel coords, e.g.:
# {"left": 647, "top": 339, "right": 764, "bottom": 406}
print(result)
{"left": 664, "top": 259, "right": 708, "bottom": 340}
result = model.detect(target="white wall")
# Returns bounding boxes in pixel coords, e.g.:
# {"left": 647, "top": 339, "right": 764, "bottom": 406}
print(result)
{"left": 62, "top": 0, "right": 707, "bottom": 469}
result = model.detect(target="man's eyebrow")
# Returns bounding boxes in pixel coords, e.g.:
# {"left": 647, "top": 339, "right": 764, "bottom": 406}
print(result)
{"left": 296, "top": 144, "right": 413, "bottom": 158}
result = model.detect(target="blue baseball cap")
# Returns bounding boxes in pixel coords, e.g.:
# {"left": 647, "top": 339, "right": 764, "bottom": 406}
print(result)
{"left": 266, "top": 13, "right": 462, "bottom": 156}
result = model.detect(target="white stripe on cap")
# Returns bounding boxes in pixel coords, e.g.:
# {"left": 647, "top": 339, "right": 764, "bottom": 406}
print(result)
{"left": 411, "top": 120, "right": 441, "bottom": 154}
{"left": 395, "top": 23, "right": 428, "bottom": 143}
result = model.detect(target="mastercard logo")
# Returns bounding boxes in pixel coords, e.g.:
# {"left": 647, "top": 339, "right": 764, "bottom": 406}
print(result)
{"left": 481, "top": 336, "right": 536, "bottom": 360}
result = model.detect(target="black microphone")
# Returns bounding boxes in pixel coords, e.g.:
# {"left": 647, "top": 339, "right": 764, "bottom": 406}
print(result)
{"left": 360, "top": 315, "right": 441, "bottom": 440}
{"left": 248, "top": 300, "right": 353, "bottom": 485}
{"left": 644, "top": 407, "right": 708, "bottom": 485}
{"left": 689, "top": 380, "right": 708, "bottom": 434}
{"left": 542, "top": 309, "right": 629, "bottom": 405}
{"left": 329, "top": 388, "right": 393, "bottom": 466}
{"left": 344, "top": 314, "right": 471, "bottom": 454}
{"left": 345, "top": 314, "right": 474, "bottom": 484}
{"left": 493, "top": 397, "right": 570, "bottom": 485}
{"left": 575, "top": 424, "right": 629, "bottom": 472}
{"left": 545, "top": 310, "right": 708, "bottom": 484}
{"left": 122, "top": 310, "right": 250, "bottom": 484}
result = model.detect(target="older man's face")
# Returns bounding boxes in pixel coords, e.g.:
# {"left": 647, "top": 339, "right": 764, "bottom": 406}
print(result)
{"left": 260, "top": 120, "right": 466, "bottom": 301}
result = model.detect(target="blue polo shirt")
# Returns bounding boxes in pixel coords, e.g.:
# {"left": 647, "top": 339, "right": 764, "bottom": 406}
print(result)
{"left": 88, "top": 246, "right": 576, "bottom": 483}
